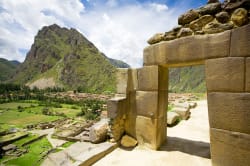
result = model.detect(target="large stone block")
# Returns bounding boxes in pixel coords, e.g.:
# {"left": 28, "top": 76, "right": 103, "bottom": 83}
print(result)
{"left": 107, "top": 97, "right": 127, "bottom": 119}
{"left": 136, "top": 91, "right": 167, "bottom": 119}
{"left": 246, "top": 58, "right": 250, "bottom": 92}
{"left": 116, "top": 68, "right": 138, "bottom": 94}
{"left": 143, "top": 31, "right": 230, "bottom": 66}
{"left": 127, "top": 69, "right": 138, "bottom": 92}
{"left": 136, "top": 116, "right": 166, "bottom": 150}
{"left": 205, "top": 57, "right": 245, "bottom": 92}
{"left": 125, "top": 91, "right": 137, "bottom": 138}
{"left": 210, "top": 128, "right": 250, "bottom": 166}
{"left": 116, "top": 68, "right": 129, "bottom": 94}
{"left": 230, "top": 24, "right": 250, "bottom": 57}
{"left": 137, "top": 66, "right": 168, "bottom": 91}
{"left": 208, "top": 92, "right": 250, "bottom": 134}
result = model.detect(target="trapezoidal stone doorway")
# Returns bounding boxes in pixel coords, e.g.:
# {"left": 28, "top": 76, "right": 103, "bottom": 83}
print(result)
{"left": 108, "top": 24, "right": 250, "bottom": 166}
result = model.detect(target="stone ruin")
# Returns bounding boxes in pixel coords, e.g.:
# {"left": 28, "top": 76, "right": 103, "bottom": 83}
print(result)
{"left": 107, "top": 0, "right": 250, "bottom": 166}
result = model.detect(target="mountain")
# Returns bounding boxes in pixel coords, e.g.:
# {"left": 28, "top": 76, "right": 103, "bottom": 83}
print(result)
{"left": 108, "top": 58, "right": 130, "bottom": 68}
{"left": 0, "top": 58, "right": 20, "bottom": 82}
{"left": 11, "top": 24, "right": 129, "bottom": 92}
{"left": 169, "top": 65, "right": 206, "bottom": 93}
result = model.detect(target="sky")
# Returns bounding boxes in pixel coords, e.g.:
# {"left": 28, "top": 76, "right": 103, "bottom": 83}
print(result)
{"left": 0, "top": 0, "right": 211, "bottom": 67}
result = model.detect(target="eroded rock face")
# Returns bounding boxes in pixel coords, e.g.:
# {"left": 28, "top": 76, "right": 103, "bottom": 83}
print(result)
{"left": 231, "top": 8, "right": 248, "bottom": 26}
{"left": 178, "top": 10, "right": 199, "bottom": 25}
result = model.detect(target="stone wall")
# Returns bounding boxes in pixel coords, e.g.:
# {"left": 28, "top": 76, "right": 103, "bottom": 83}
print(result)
{"left": 147, "top": 0, "right": 250, "bottom": 45}
{"left": 107, "top": 0, "right": 250, "bottom": 165}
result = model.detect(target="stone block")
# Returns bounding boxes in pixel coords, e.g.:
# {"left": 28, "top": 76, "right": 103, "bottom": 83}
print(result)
{"left": 143, "top": 31, "right": 230, "bottom": 66}
{"left": 143, "top": 44, "right": 167, "bottom": 66}
{"left": 107, "top": 97, "right": 127, "bottom": 119}
{"left": 205, "top": 57, "right": 244, "bottom": 92}
{"left": 246, "top": 58, "right": 250, "bottom": 92}
{"left": 167, "top": 112, "right": 180, "bottom": 125}
{"left": 210, "top": 128, "right": 250, "bottom": 166}
{"left": 136, "top": 91, "right": 167, "bottom": 119}
{"left": 136, "top": 91, "right": 158, "bottom": 118}
{"left": 230, "top": 24, "right": 250, "bottom": 57}
{"left": 120, "top": 135, "right": 138, "bottom": 148}
{"left": 125, "top": 91, "right": 137, "bottom": 138}
{"left": 137, "top": 66, "right": 168, "bottom": 91}
{"left": 127, "top": 69, "right": 138, "bottom": 91}
{"left": 208, "top": 92, "right": 250, "bottom": 134}
{"left": 89, "top": 119, "right": 109, "bottom": 143}
{"left": 172, "top": 107, "right": 190, "bottom": 120}
{"left": 136, "top": 116, "right": 166, "bottom": 150}
{"left": 202, "top": 31, "right": 230, "bottom": 61}
{"left": 116, "top": 68, "right": 128, "bottom": 94}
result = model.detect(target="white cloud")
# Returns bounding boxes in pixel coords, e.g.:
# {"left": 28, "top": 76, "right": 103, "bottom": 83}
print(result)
{"left": 0, "top": 0, "right": 186, "bottom": 67}
{"left": 0, "top": 0, "right": 84, "bottom": 61}
{"left": 149, "top": 3, "right": 168, "bottom": 12}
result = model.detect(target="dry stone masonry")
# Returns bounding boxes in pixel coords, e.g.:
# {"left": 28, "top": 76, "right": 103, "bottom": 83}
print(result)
{"left": 147, "top": 0, "right": 250, "bottom": 45}
{"left": 108, "top": 0, "right": 250, "bottom": 166}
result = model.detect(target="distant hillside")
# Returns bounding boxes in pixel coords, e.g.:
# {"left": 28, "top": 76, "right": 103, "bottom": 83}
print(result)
{"left": 11, "top": 24, "right": 129, "bottom": 92}
{"left": 108, "top": 58, "right": 130, "bottom": 68}
{"left": 0, "top": 58, "right": 20, "bottom": 82}
{"left": 169, "top": 65, "right": 206, "bottom": 93}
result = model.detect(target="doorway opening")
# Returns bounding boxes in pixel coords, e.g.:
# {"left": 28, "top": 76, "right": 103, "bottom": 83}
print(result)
{"left": 161, "top": 64, "right": 210, "bottom": 159}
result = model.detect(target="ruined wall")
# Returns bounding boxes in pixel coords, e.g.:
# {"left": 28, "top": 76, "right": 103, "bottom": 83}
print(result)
{"left": 107, "top": 0, "right": 250, "bottom": 165}
{"left": 147, "top": 0, "right": 250, "bottom": 45}
{"left": 143, "top": 24, "right": 250, "bottom": 165}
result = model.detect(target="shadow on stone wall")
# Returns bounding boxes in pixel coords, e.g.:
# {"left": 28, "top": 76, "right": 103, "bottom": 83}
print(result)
{"left": 159, "top": 136, "right": 211, "bottom": 159}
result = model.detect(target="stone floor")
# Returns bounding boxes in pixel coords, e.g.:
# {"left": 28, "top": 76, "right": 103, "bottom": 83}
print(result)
{"left": 94, "top": 100, "right": 211, "bottom": 166}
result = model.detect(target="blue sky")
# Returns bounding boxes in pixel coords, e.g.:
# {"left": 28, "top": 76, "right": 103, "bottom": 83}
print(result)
{"left": 0, "top": 0, "right": 213, "bottom": 67}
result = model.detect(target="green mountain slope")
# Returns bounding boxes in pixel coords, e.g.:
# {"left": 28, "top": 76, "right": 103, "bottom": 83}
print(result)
{"left": 11, "top": 24, "right": 129, "bottom": 92}
{"left": 0, "top": 58, "right": 20, "bottom": 82}
{"left": 169, "top": 65, "right": 206, "bottom": 93}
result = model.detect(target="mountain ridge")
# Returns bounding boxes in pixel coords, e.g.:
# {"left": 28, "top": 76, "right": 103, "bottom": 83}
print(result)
{"left": 10, "top": 24, "right": 129, "bottom": 92}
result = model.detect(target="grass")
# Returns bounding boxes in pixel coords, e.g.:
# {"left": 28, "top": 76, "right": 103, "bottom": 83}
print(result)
{"left": 0, "top": 100, "right": 82, "bottom": 128}
{"left": 0, "top": 131, "right": 28, "bottom": 144}
{"left": 0, "top": 102, "right": 38, "bottom": 109}
{"left": 167, "top": 104, "right": 174, "bottom": 112}
{"left": 0, "top": 110, "right": 61, "bottom": 128}
{"left": 5, "top": 137, "right": 52, "bottom": 166}
{"left": 13, "top": 133, "right": 40, "bottom": 147}
{"left": 52, "top": 107, "right": 81, "bottom": 118}
{"left": 61, "top": 141, "right": 74, "bottom": 148}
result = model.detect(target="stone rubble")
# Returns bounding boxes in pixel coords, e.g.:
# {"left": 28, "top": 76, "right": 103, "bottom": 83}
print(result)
{"left": 148, "top": 0, "right": 250, "bottom": 45}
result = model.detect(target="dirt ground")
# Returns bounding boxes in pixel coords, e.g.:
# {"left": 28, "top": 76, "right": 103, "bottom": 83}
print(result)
{"left": 94, "top": 100, "right": 211, "bottom": 166}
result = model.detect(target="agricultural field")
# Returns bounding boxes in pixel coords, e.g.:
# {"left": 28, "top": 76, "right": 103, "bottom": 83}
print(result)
{"left": 0, "top": 98, "right": 105, "bottom": 165}
{"left": 0, "top": 100, "right": 82, "bottom": 132}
